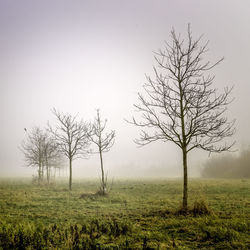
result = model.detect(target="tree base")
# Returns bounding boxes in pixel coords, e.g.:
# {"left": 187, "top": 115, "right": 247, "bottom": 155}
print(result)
{"left": 95, "top": 189, "right": 108, "bottom": 196}
{"left": 176, "top": 199, "right": 213, "bottom": 216}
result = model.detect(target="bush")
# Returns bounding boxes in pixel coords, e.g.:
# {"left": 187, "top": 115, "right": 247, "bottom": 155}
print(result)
{"left": 174, "top": 199, "right": 212, "bottom": 216}
{"left": 192, "top": 199, "right": 212, "bottom": 216}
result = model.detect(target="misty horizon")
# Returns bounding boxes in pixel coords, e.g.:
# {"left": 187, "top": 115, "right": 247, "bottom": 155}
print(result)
{"left": 1, "top": 0, "right": 250, "bottom": 179}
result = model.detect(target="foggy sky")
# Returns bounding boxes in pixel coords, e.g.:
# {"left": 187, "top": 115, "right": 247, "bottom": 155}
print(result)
{"left": 1, "top": 0, "right": 250, "bottom": 178}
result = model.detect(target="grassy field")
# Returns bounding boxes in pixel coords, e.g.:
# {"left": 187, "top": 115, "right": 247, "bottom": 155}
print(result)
{"left": 0, "top": 178, "right": 249, "bottom": 249}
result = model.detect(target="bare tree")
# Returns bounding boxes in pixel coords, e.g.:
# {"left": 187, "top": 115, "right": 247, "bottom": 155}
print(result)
{"left": 129, "top": 25, "right": 235, "bottom": 211}
{"left": 21, "top": 127, "right": 45, "bottom": 183}
{"left": 20, "top": 127, "right": 61, "bottom": 184}
{"left": 43, "top": 133, "right": 62, "bottom": 183}
{"left": 89, "top": 109, "right": 115, "bottom": 195}
{"left": 50, "top": 108, "right": 91, "bottom": 190}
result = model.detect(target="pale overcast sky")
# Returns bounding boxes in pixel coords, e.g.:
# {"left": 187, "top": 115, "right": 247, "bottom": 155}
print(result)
{"left": 1, "top": 0, "right": 250, "bottom": 178}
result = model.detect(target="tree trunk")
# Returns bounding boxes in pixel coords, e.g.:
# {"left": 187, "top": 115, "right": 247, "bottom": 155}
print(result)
{"left": 38, "top": 162, "right": 41, "bottom": 184}
{"left": 179, "top": 84, "right": 188, "bottom": 211}
{"left": 46, "top": 165, "right": 49, "bottom": 183}
{"left": 99, "top": 147, "right": 105, "bottom": 195}
{"left": 182, "top": 148, "right": 188, "bottom": 211}
{"left": 41, "top": 162, "right": 44, "bottom": 181}
{"left": 69, "top": 157, "right": 72, "bottom": 191}
{"left": 46, "top": 157, "right": 49, "bottom": 184}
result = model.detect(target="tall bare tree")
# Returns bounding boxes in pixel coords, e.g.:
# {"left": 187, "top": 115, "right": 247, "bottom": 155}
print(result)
{"left": 50, "top": 108, "right": 91, "bottom": 190}
{"left": 89, "top": 109, "right": 115, "bottom": 195}
{"left": 130, "top": 25, "right": 235, "bottom": 210}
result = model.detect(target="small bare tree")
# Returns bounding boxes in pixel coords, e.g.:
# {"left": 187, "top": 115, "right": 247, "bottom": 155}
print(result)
{"left": 21, "top": 127, "right": 61, "bottom": 184}
{"left": 89, "top": 109, "right": 115, "bottom": 195}
{"left": 21, "top": 127, "right": 45, "bottom": 183}
{"left": 43, "top": 133, "right": 62, "bottom": 183}
{"left": 130, "top": 25, "right": 235, "bottom": 211}
{"left": 50, "top": 108, "right": 91, "bottom": 190}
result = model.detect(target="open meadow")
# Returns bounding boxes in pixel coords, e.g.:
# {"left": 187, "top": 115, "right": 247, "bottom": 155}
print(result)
{"left": 0, "top": 178, "right": 249, "bottom": 249}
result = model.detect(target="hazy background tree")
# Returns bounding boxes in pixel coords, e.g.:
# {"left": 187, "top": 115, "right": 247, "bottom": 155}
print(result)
{"left": 50, "top": 108, "right": 91, "bottom": 190}
{"left": 42, "top": 132, "right": 62, "bottom": 183}
{"left": 21, "top": 127, "right": 45, "bottom": 183}
{"left": 202, "top": 147, "right": 250, "bottom": 178}
{"left": 130, "top": 25, "right": 235, "bottom": 211}
{"left": 89, "top": 109, "right": 115, "bottom": 195}
{"left": 20, "top": 127, "right": 61, "bottom": 184}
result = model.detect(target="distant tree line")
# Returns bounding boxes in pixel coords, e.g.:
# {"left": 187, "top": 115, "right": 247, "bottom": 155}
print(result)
{"left": 202, "top": 148, "right": 250, "bottom": 178}
{"left": 21, "top": 109, "right": 115, "bottom": 192}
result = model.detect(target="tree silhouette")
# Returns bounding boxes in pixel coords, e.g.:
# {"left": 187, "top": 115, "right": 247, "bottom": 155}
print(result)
{"left": 89, "top": 109, "right": 115, "bottom": 195}
{"left": 130, "top": 25, "right": 235, "bottom": 210}
{"left": 50, "top": 108, "right": 91, "bottom": 190}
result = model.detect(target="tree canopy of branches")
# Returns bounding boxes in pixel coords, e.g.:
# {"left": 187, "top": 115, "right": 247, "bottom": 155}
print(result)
{"left": 50, "top": 108, "right": 91, "bottom": 190}
{"left": 130, "top": 25, "right": 235, "bottom": 210}
{"left": 89, "top": 109, "right": 115, "bottom": 195}
{"left": 20, "top": 127, "right": 61, "bottom": 183}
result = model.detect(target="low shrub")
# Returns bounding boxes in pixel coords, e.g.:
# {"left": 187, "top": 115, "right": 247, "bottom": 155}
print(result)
{"left": 192, "top": 199, "right": 212, "bottom": 216}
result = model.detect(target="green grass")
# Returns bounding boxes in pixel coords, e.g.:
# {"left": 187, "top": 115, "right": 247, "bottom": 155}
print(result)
{"left": 0, "top": 178, "right": 249, "bottom": 249}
